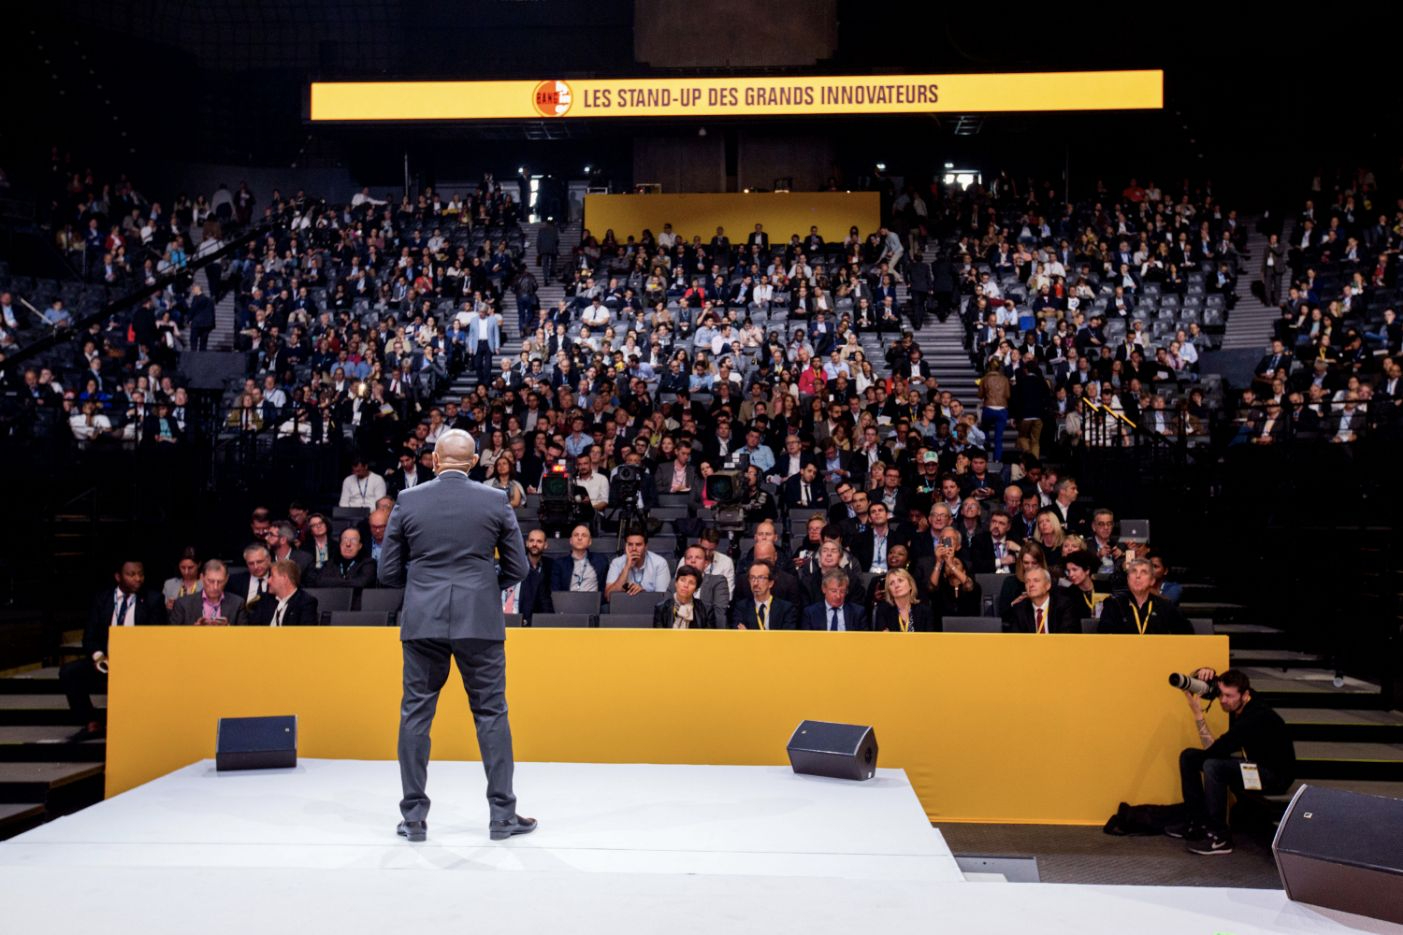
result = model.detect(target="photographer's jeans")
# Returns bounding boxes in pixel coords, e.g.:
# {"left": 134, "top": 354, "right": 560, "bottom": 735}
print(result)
{"left": 1179, "top": 749, "right": 1287, "bottom": 836}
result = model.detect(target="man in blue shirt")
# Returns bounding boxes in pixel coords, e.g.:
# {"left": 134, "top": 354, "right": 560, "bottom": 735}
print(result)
{"left": 738, "top": 427, "right": 775, "bottom": 473}
{"left": 465, "top": 306, "right": 501, "bottom": 388}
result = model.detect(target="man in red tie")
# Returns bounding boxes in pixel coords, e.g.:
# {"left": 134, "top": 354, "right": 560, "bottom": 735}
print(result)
{"left": 1003, "top": 567, "right": 1078, "bottom": 634}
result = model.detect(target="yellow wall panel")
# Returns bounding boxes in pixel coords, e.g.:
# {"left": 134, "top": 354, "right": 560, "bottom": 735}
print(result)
{"left": 583, "top": 192, "right": 879, "bottom": 245}
{"left": 107, "top": 628, "right": 1226, "bottom": 824}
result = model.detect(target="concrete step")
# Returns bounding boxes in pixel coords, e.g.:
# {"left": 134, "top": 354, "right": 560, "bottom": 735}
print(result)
{"left": 0, "top": 694, "right": 103, "bottom": 726}
{"left": 1280, "top": 708, "right": 1403, "bottom": 744}
{"left": 0, "top": 802, "right": 46, "bottom": 840}
{"left": 0, "top": 762, "right": 104, "bottom": 812}
{"left": 0, "top": 667, "right": 63, "bottom": 695}
{"left": 0, "top": 725, "right": 105, "bottom": 762}
{"left": 1293, "top": 740, "right": 1403, "bottom": 781}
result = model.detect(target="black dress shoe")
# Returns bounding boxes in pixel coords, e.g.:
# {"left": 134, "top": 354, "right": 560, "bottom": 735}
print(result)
{"left": 397, "top": 820, "right": 427, "bottom": 842}
{"left": 489, "top": 815, "right": 537, "bottom": 840}
{"left": 67, "top": 724, "right": 106, "bottom": 743}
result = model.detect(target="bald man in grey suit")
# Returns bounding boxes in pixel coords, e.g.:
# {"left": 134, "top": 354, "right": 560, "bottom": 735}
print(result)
{"left": 379, "top": 429, "right": 536, "bottom": 843}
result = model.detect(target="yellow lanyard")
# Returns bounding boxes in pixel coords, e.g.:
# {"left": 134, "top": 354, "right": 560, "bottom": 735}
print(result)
{"left": 898, "top": 611, "right": 910, "bottom": 633}
{"left": 1130, "top": 599, "right": 1153, "bottom": 635}
{"left": 756, "top": 601, "right": 768, "bottom": 630}
{"left": 1082, "top": 590, "right": 1095, "bottom": 611}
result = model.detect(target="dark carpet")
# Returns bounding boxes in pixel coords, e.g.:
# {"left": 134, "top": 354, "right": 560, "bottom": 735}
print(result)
{"left": 936, "top": 823, "right": 1283, "bottom": 888}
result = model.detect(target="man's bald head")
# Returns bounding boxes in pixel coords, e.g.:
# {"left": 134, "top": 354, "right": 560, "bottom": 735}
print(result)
{"left": 432, "top": 429, "right": 477, "bottom": 473}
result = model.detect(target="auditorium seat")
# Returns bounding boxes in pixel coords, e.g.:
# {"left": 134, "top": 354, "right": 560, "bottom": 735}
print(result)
{"left": 550, "top": 591, "right": 601, "bottom": 615}
{"left": 598, "top": 614, "right": 653, "bottom": 629}
{"left": 530, "top": 613, "right": 594, "bottom": 628}
{"left": 326, "top": 610, "right": 393, "bottom": 627}
{"left": 358, "top": 589, "right": 404, "bottom": 613}
{"left": 303, "top": 588, "right": 353, "bottom": 614}
{"left": 504, "top": 613, "right": 523, "bottom": 628}
{"left": 543, "top": 538, "right": 573, "bottom": 556}
{"left": 607, "top": 591, "right": 666, "bottom": 616}
{"left": 332, "top": 506, "right": 370, "bottom": 521}
{"left": 1189, "top": 617, "right": 1214, "bottom": 636}
{"left": 975, "top": 574, "right": 1005, "bottom": 606}
{"left": 942, "top": 616, "right": 1003, "bottom": 633}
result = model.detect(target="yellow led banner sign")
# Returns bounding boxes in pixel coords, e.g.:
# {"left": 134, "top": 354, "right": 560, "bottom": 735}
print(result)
{"left": 310, "top": 70, "right": 1162, "bottom": 121}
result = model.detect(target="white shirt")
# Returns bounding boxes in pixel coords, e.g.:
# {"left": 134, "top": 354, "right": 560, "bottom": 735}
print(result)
{"left": 570, "top": 555, "right": 600, "bottom": 591}
{"left": 111, "top": 588, "right": 137, "bottom": 627}
{"left": 577, "top": 472, "right": 609, "bottom": 507}
{"left": 246, "top": 574, "right": 269, "bottom": 605}
{"left": 339, "top": 472, "right": 387, "bottom": 508}
{"left": 1031, "top": 597, "right": 1052, "bottom": 633}
{"left": 606, "top": 551, "right": 672, "bottom": 593}
{"left": 270, "top": 595, "right": 292, "bottom": 627}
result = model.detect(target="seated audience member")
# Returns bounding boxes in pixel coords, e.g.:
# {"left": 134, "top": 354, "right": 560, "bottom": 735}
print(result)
{"left": 366, "top": 508, "right": 391, "bottom": 561}
{"left": 1098, "top": 558, "right": 1192, "bottom": 634}
{"left": 606, "top": 529, "right": 671, "bottom": 598}
{"left": 1144, "top": 547, "right": 1183, "bottom": 604}
{"left": 801, "top": 567, "right": 870, "bottom": 631}
{"left": 265, "top": 520, "right": 314, "bottom": 576}
{"left": 917, "top": 528, "right": 983, "bottom": 616}
{"left": 1060, "top": 550, "right": 1104, "bottom": 619}
{"left": 503, "top": 528, "right": 552, "bottom": 623}
{"left": 168, "top": 559, "right": 246, "bottom": 626}
{"left": 670, "top": 545, "right": 729, "bottom": 623}
{"left": 872, "top": 568, "right": 938, "bottom": 632}
{"left": 548, "top": 524, "right": 611, "bottom": 593}
{"left": 864, "top": 543, "right": 912, "bottom": 609}
{"left": 852, "top": 501, "right": 909, "bottom": 573}
{"left": 653, "top": 566, "right": 716, "bottom": 629}
{"left": 970, "top": 509, "right": 1017, "bottom": 575}
{"left": 781, "top": 462, "right": 829, "bottom": 508}
{"left": 698, "top": 526, "right": 736, "bottom": 596}
{"left": 730, "top": 558, "right": 799, "bottom": 630}
{"left": 228, "top": 542, "right": 273, "bottom": 608}
{"left": 162, "top": 547, "right": 201, "bottom": 609}
{"left": 1003, "top": 566, "right": 1080, "bottom": 633}
{"left": 304, "top": 513, "right": 334, "bottom": 570}
{"left": 310, "top": 527, "right": 379, "bottom": 588}
{"left": 340, "top": 456, "right": 388, "bottom": 509}
{"left": 800, "top": 539, "right": 860, "bottom": 605}
{"left": 60, "top": 559, "right": 167, "bottom": 741}
{"left": 246, "top": 560, "right": 320, "bottom": 626}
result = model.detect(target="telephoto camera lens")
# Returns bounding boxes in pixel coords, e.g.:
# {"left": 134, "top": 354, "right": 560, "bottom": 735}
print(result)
{"left": 1168, "top": 673, "right": 1218, "bottom": 699}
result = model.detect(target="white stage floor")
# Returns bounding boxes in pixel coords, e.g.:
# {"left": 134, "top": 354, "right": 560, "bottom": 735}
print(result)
{"left": 1, "top": 759, "right": 1398, "bottom": 935}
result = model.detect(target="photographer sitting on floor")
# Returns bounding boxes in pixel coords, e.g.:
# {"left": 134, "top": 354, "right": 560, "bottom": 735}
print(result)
{"left": 1170, "top": 667, "right": 1296, "bottom": 856}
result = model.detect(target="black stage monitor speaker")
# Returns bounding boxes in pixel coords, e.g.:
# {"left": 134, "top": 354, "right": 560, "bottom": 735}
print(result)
{"left": 216, "top": 715, "right": 298, "bottom": 771}
{"left": 786, "top": 720, "right": 877, "bottom": 781}
{"left": 1273, "top": 784, "right": 1403, "bottom": 925}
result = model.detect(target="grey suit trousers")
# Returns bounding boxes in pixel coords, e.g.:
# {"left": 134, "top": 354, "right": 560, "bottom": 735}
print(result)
{"left": 398, "top": 638, "right": 516, "bottom": 822}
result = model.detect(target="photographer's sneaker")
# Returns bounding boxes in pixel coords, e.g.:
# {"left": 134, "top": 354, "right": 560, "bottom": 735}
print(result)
{"left": 1187, "top": 832, "right": 1233, "bottom": 855}
{"left": 1163, "top": 820, "right": 1203, "bottom": 840}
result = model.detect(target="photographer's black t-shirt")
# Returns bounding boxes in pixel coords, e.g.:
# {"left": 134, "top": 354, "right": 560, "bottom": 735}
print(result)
{"left": 1205, "top": 699, "right": 1296, "bottom": 781}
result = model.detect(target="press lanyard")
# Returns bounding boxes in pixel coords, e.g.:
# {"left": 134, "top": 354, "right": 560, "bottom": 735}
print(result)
{"left": 1131, "top": 599, "right": 1153, "bottom": 635}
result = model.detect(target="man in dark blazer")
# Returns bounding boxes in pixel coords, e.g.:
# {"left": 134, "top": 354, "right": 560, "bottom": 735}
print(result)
{"left": 748, "top": 223, "right": 769, "bottom": 251}
{"left": 1002, "top": 567, "right": 1080, "bottom": 634}
{"left": 168, "top": 559, "right": 247, "bottom": 626}
{"left": 60, "top": 559, "right": 166, "bottom": 740}
{"left": 266, "top": 521, "right": 314, "bottom": 578}
{"left": 730, "top": 558, "right": 798, "bottom": 630}
{"left": 653, "top": 447, "right": 700, "bottom": 496}
{"left": 781, "top": 463, "right": 829, "bottom": 509}
{"left": 246, "top": 560, "right": 320, "bottom": 626}
{"left": 512, "top": 529, "right": 554, "bottom": 624}
{"left": 309, "top": 528, "right": 378, "bottom": 588}
{"left": 800, "top": 568, "right": 870, "bottom": 631}
{"left": 547, "top": 524, "right": 612, "bottom": 595}
{"left": 379, "top": 430, "right": 534, "bottom": 844}
{"left": 1098, "top": 559, "right": 1191, "bottom": 635}
{"left": 388, "top": 449, "right": 434, "bottom": 495}
{"left": 851, "top": 502, "right": 909, "bottom": 573}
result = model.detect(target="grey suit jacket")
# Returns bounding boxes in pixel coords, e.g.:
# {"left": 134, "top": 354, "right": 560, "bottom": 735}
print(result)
{"left": 168, "top": 592, "right": 246, "bottom": 626}
{"left": 653, "top": 461, "right": 699, "bottom": 495}
{"left": 378, "top": 470, "right": 529, "bottom": 641}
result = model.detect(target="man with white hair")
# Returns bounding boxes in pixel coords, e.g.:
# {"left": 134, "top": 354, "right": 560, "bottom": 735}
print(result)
{"left": 379, "top": 429, "right": 536, "bottom": 844}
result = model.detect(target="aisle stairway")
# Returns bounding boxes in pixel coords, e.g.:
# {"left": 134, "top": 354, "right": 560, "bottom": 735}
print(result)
{"left": 1220, "top": 220, "right": 1279, "bottom": 351}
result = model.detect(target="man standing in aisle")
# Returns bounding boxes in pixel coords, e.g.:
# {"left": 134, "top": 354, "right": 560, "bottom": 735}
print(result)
{"left": 379, "top": 429, "right": 536, "bottom": 843}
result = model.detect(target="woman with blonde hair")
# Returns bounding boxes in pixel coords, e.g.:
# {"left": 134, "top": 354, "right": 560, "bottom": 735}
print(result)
{"left": 873, "top": 568, "right": 938, "bottom": 632}
{"left": 1035, "top": 511, "right": 1066, "bottom": 552}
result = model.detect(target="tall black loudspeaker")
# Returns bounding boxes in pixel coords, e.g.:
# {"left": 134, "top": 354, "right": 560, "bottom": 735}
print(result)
{"left": 1273, "top": 784, "right": 1403, "bottom": 925}
{"left": 216, "top": 715, "right": 298, "bottom": 771}
{"left": 786, "top": 720, "right": 877, "bottom": 781}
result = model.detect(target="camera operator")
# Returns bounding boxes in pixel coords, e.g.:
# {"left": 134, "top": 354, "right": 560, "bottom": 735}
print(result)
{"left": 1172, "top": 667, "right": 1296, "bottom": 855}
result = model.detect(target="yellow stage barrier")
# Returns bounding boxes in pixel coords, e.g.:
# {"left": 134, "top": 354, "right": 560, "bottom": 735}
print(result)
{"left": 582, "top": 192, "right": 879, "bottom": 246}
{"left": 107, "top": 628, "right": 1225, "bottom": 824}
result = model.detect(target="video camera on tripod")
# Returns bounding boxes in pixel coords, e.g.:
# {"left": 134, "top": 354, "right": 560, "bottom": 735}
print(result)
{"left": 704, "top": 451, "right": 750, "bottom": 534}
{"left": 538, "top": 458, "right": 593, "bottom": 536}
